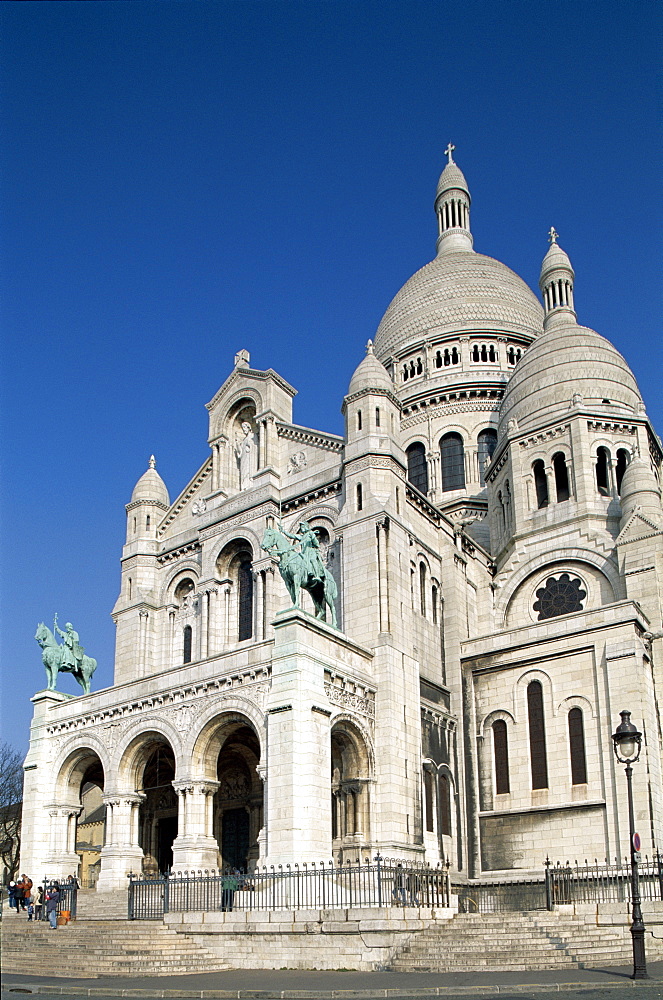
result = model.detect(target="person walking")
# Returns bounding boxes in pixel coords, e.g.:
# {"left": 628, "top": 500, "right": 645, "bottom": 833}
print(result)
{"left": 7, "top": 880, "right": 18, "bottom": 911}
{"left": 45, "top": 883, "right": 60, "bottom": 930}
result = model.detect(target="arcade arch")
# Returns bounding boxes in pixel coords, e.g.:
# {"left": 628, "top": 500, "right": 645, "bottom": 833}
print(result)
{"left": 331, "top": 720, "right": 371, "bottom": 860}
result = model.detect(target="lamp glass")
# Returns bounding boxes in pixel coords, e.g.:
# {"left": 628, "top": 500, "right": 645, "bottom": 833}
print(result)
{"left": 618, "top": 737, "right": 636, "bottom": 760}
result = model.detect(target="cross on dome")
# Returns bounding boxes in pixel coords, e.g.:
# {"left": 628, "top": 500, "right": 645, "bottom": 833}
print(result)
{"left": 548, "top": 227, "right": 559, "bottom": 245}
{"left": 444, "top": 142, "right": 456, "bottom": 164}
{"left": 149, "top": 455, "right": 156, "bottom": 469}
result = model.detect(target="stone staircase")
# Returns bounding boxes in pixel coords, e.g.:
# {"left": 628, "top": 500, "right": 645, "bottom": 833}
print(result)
{"left": 75, "top": 888, "right": 128, "bottom": 920}
{"left": 1, "top": 917, "right": 231, "bottom": 977}
{"left": 389, "top": 910, "right": 634, "bottom": 971}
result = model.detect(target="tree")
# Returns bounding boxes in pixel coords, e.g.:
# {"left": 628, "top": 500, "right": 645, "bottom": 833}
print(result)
{"left": 0, "top": 741, "right": 23, "bottom": 882}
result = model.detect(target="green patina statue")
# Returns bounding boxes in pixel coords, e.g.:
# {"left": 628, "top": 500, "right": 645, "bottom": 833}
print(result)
{"left": 34, "top": 615, "right": 97, "bottom": 695}
{"left": 261, "top": 521, "right": 338, "bottom": 627}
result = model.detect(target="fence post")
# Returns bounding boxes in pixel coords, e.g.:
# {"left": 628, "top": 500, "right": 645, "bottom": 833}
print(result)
{"left": 375, "top": 853, "right": 382, "bottom": 907}
{"left": 544, "top": 856, "right": 553, "bottom": 911}
{"left": 127, "top": 872, "right": 135, "bottom": 920}
{"left": 163, "top": 870, "right": 170, "bottom": 915}
{"left": 656, "top": 849, "right": 663, "bottom": 902}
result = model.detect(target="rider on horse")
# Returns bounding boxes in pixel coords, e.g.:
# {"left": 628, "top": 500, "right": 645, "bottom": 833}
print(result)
{"left": 280, "top": 520, "right": 325, "bottom": 585}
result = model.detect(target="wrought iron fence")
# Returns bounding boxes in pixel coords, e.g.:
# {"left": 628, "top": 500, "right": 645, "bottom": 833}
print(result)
{"left": 546, "top": 853, "right": 663, "bottom": 907}
{"left": 128, "top": 857, "right": 452, "bottom": 920}
{"left": 454, "top": 877, "right": 547, "bottom": 913}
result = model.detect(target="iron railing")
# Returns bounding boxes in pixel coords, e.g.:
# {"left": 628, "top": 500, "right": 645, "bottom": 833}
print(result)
{"left": 454, "top": 877, "right": 547, "bottom": 913}
{"left": 546, "top": 853, "right": 663, "bottom": 907}
{"left": 128, "top": 857, "right": 452, "bottom": 920}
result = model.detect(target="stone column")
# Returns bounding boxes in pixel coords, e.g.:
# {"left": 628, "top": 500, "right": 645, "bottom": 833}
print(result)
{"left": 207, "top": 587, "right": 219, "bottom": 656}
{"left": 172, "top": 780, "right": 220, "bottom": 872}
{"left": 97, "top": 793, "right": 145, "bottom": 891}
{"left": 43, "top": 805, "right": 82, "bottom": 879}
{"left": 138, "top": 610, "right": 149, "bottom": 675}
{"left": 199, "top": 589, "right": 209, "bottom": 660}
{"left": 376, "top": 517, "right": 390, "bottom": 634}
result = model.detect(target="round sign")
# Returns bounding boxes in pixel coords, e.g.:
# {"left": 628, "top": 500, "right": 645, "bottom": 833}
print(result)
{"left": 633, "top": 832, "right": 641, "bottom": 852}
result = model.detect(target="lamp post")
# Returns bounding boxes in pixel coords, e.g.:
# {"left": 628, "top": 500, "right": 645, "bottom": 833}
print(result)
{"left": 611, "top": 710, "right": 648, "bottom": 980}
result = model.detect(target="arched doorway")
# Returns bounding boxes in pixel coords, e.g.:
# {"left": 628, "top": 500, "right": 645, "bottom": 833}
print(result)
{"left": 136, "top": 739, "right": 177, "bottom": 873}
{"left": 214, "top": 722, "right": 262, "bottom": 871}
{"left": 331, "top": 721, "right": 371, "bottom": 862}
{"left": 57, "top": 748, "right": 105, "bottom": 884}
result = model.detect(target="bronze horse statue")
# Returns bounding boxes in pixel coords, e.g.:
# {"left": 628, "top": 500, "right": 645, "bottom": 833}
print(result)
{"left": 35, "top": 622, "right": 97, "bottom": 695}
{"left": 261, "top": 526, "right": 338, "bottom": 627}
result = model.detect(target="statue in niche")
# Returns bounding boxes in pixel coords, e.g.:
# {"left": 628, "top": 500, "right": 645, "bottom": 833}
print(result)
{"left": 234, "top": 420, "right": 257, "bottom": 490}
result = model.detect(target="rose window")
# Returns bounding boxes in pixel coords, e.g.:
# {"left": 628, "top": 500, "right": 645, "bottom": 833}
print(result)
{"left": 533, "top": 573, "right": 586, "bottom": 621}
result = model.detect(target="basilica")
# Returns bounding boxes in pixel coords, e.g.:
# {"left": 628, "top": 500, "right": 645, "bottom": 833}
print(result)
{"left": 21, "top": 152, "right": 663, "bottom": 891}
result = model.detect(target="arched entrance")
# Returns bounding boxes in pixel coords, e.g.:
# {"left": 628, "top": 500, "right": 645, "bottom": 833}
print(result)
{"left": 55, "top": 748, "right": 106, "bottom": 882}
{"left": 331, "top": 721, "right": 371, "bottom": 862}
{"left": 214, "top": 721, "right": 262, "bottom": 871}
{"left": 136, "top": 739, "right": 177, "bottom": 873}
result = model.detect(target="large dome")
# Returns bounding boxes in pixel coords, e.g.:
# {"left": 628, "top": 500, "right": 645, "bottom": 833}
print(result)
{"left": 498, "top": 320, "right": 642, "bottom": 436}
{"left": 373, "top": 251, "right": 544, "bottom": 361}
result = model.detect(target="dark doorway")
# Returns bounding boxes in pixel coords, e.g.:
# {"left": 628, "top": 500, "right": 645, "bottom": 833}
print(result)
{"left": 222, "top": 808, "right": 250, "bottom": 870}
{"left": 157, "top": 816, "right": 177, "bottom": 872}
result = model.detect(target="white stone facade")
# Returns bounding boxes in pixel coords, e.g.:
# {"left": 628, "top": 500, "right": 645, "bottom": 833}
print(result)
{"left": 21, "top": 155, "right": 663, "bottom": 889}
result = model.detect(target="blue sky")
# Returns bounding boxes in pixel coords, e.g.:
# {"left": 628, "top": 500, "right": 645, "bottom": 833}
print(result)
{"left": 2, "top": 0, "right": 661, "bottom": 753}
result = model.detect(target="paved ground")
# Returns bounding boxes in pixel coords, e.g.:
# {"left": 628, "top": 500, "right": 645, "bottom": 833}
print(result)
{"left": 2, "top": 963, "right": 663, "bottom": 999}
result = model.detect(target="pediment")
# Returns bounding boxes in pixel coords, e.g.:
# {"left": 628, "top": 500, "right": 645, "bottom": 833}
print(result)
{"left": 616, "top": 506, "right": 663, "bottom": 546}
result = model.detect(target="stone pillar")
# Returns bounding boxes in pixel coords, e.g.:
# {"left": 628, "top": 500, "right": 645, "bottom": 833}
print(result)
{"left": 171, "top": 780, "right": 220, "bottom": 872}
{"left": 43, "top": 805, "right": 82, "bottom": 879}
{"left": 264, "top": 610, "right": 333, "bottom": 863}
{"left": 138, "top": 610, "right": 149, "bottom": 675}
{"left": 200, "top": 589, "right": 209, "bottom": 659}
{"left": 207, "top": 587, "right": 219, "bottom": 656}
{"left": 222, "top": 583, "right": 231, "bottom": 645}
{"left": 97, "top": 793, "right": 145, "bottom": 891}
{"left": 376, "top": 517, "right": 390, "bottom": 634}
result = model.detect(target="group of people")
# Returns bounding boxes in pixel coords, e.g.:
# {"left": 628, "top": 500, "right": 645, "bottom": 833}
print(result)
{"left": 6, "top": 874, "right": 77, "bottom": 928}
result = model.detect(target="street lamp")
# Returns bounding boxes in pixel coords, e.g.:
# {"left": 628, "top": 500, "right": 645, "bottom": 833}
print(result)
{"left": 611, "top": 710, "right": 648, "bottom": 980}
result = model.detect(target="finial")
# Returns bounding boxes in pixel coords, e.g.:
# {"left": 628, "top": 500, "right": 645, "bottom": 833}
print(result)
{"left": 444, "top": 142, "right": 456, "bottom": 164}
{"left": 234, "top": 348, "right": 250, "bottom": 368}
{"left": 149, "top": 455, "right": 156, "bottom": 469}
{"left": 366, "top": 339, "right": 374, "bottom": 355}
{"left": 548, "top": 226, "right": 559, "bottom": 245}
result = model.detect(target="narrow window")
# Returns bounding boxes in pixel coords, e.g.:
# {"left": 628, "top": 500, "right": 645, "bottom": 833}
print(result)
{"left": 183, "top": 625, "right": 192, "bottom": 664}
{"left": 146, "top": 514, "right": 151, "bottom": 530}
{"left": 356, "top": 483, "right": 363, "bottom": 511}
{"left": 357, "top": 410, "right": 362, "bottom": 431}
{"left": 488, "top": 345, "right": 496, "bottom": 362}
{"left": 595, "top": 447, "right": 610, "bottom": 496}
{"left": 553, "top": 452, "right": 570, "bottom": 502}
{"left": 477, "top": 429, "right": 498, "bottom": 485}
{"left": 406, "top": 442, "right": 429, "bottom": 494}
{"left": 416, "top": 357, "right": 423, "bottom": 375}
{"left": 127, "top": 577, "right": 132, "bottom": 601}
{"left": 439, "top": 773, "right": 452, "bottom": 835}
{"left": 568, "top": 707, "right": 587, "bottom": 784}
{"left": 440, "top": 433, "right": 466, "bottom": 491}
{"left": 443, "top": 349, "right": 450, "bottom": 366}
{"left": 480, "top": 344, "right": 488, "bottom": 362}
{"left": 533, "top": 460, "right": 549, "bottom": 508}
{"left": 472, "top": 345, "right": 480, "bottom": 362}
{"left": 403, "top": 366, "right": 408, "bottom": 382}
{"left": 238, "top": 558, "right": 253, "bottom": 641}
{"left": 375, "top": 407, "right": 380, "bottom": 427}
{"left": 424, "top": 769, "right": 435, "bottom": 833}
{"left": 133, "top": 517, "right": 137, "bottom": 534}
{"left": 507, "top": 347, "right": 515, "bottom": 365}
{"left": 419, "top": 563, "right": 426, "bottom": 616}
{"left": 527, "top": 681, "right": 548, "bottom": 790}
{"left": 616, "top": 449, "right": 629, "bottom": 494}
{"left": 451, "top": 347, "right": 459, "bottom": 364}
{"left": 492, "top": 720, "right": 510, "bottom": 794}
{"left": 435, "top": 351, "right": 442, "bottom": 368}
{"left": 431, "top": 585, "right": 438, "bottom": 625}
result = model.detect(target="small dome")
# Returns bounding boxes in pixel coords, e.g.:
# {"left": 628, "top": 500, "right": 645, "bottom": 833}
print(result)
{"left": 131, "top": 456, "right": 170, "bottom": 505}
{"left": 539, "top": 241, "right": 574, "bottom": 286}
{"left": 619, "top": 455, "right": 662, "bottom": 521}
{"left": 348, "top": 341, "right": 393, "bottom": 395}
{"left": 435, "top": 160, "right": 470, "bottom": 201}
{"left": 499, "top": 321, "right": 642, "bottom": 436}
{"left": 374, "top": 252, "right": 543, "bottom": 361}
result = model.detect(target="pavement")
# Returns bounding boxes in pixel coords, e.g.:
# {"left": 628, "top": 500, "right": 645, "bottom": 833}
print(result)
{"left": 2, "top": 962, "right": 663, "bottom": 1000}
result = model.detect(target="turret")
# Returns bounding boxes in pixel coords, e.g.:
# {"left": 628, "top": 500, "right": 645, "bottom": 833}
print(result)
{"left": 539, "top": 228, "right": 576, "bottom": 330}
{"left": 435, "top": 143, "right": 472, "bottom": 254}
{"left": 125, "top": 455, "right": 170, "bottom": 544}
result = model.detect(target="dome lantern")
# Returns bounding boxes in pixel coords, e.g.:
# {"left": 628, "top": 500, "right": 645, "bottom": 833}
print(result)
{"left": 539, "top": 228, "right": 576, "bottom": 329}
{"left": 434, "top": 144, "right": 473, "bottom": 254}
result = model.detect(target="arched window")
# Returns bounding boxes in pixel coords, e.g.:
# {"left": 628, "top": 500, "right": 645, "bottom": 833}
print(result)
{"left": 451, "top": 347, "right": 459, "bottom": 364}
{"left": 477, "top": 429, "right": 498, "bottom": 485}
{"left": 553, "top": 452, "right": 570, "bottom": 502}
{"left": 357, "top": 410, "right": 362, "bottom": 431}
{"left": 568, "top": 708, "right": 587, "bottom": 785}
{"left": 616, "top": 449, "right": 629, "bottom": 494}
{"left": 424, "top": 769, "right": 435, "bottom": 833}
{"left": 127, "top": 577, "right": 132, "bottom": 601}
{"left": 375, "top": 407, "right": 380, "bottom": 427}
{"left": 533, "top": 573, "right": 587, "bottom": 620}
{"left": 183, "top": 625, "right": 192, "bottom": 664}
{"left": 356, "top": 483, "right": 363, "bottom": 511}
{"left": 440, "top": 433, "right": 465, "bottom": 491}
{"left": 527, "top": 681, "right": 548, "bottom": 790}
{"left": 595, "top": 447, "right": 610, "bottom": 495}
{"left": 146, "top": 514, "right": 151, "bottom": 530}
{"left": 431, "top": 585, "right": 438, "bottom": 625}
{"left": 238, "top": 558, "right": 253, "bottom": 641}
{"left": 533, "top": 460, "right": 549, "bottom": 508}
{"left": 419, "top": 563, "right": 426, "bottom": 616}
{"left": 439, "top": 772, "right": 452, "bottom": 835}
{"left": 406, "top": 442, "right": 429, "bottom": 494}
{"left": 492, "top": 720, "right": 510, "bottom": 794}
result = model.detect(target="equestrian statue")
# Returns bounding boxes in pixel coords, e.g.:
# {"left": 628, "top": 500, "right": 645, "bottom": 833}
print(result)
{"left": 261, "top": 520, "right": 338, "bottom": 628}
{"left": 34, "top": 616, "right": 98, "bottom": 695}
